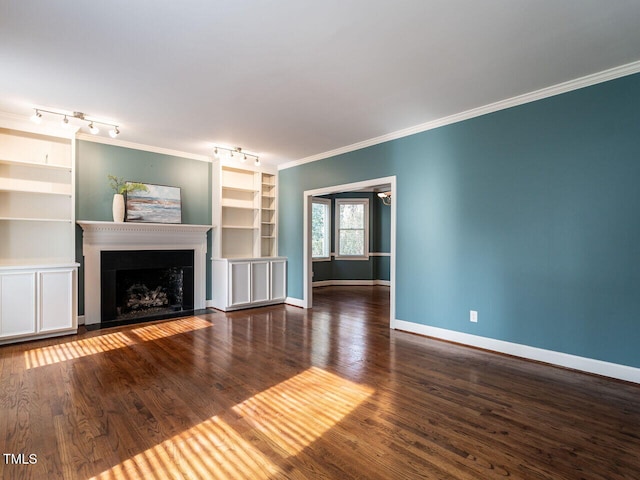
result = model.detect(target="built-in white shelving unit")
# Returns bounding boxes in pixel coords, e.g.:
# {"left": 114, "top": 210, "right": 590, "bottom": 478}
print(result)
{"left": 211, "top": 160, "right": 285, "bottom": 311}
{"left": 218, "top": 165, "right": 259, "bottom": 258}
{"left": 0, "top": 116, "right": 78, "bottom": 344}
{"left": 261, "top": 172, "right": 277, "bottom": 257}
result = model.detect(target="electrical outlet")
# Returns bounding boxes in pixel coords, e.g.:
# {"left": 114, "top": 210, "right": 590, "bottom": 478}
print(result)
{"left": 470, "top": 310, "right": 478, "bottom": 323}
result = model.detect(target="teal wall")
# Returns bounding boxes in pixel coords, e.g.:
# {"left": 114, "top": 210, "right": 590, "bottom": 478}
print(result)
{"left": 312, "top": 192, "right": 390, "bottom": 282}
{"left": 75, "top": 141, "right": 212, "bottom": 314}
{"left": 279, "top": 73, "right": 640, "bottom": 368}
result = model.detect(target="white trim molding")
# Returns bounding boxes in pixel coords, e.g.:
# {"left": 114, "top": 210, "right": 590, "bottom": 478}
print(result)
{"left": 280, "top": 60, "right": 640, "bottom": 171}
{"left": 393, "top": 319, "right": 640, "bottom": 384}
{"left": 312, "top": 251, "right": 390, "bottom": 261}
{"left": 313, "top": 280, "right": 390, "bottom": 287}
{"left": 285, "top": 297, "right": 305, "bottom": 308}
{"left": 304, "top": 176, "right": 396, "bottom": 322}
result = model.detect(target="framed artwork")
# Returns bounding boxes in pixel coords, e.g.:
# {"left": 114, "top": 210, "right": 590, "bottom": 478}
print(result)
{"left": 125, "top": 182, "right": 182, "bottom": 224}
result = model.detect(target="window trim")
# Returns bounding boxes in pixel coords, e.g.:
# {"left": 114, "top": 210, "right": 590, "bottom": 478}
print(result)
{"left": 311, "top": 197, "right": 332, "bottom": 261}
{"left": 335, "top": 198, "right": 369, "bottom": 261}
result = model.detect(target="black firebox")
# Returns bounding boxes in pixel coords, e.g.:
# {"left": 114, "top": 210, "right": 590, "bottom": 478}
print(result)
{"left": 101, "top": 250, "right": 194, "bottom": 325}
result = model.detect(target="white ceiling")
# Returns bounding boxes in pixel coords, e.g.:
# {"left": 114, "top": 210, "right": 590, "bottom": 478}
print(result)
{"left": 2, "top": 1, "right": 640, "bottom": 166}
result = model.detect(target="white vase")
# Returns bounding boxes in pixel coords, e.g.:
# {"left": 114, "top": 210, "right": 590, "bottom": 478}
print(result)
{"left": 112, "top": 194, "right": 125, "bottom": 222}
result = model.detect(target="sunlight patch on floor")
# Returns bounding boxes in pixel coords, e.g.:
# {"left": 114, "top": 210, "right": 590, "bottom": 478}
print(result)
{"left": 233, "top": 366, "right": 374, "bottom": 456}
{"left": 24, "top": 318, "right": 212, "bottom": 369}
{"left": 90, "top": 367, "right": 374, "bottom": 479}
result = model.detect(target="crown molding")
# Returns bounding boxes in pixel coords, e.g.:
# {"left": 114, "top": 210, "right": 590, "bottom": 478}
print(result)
{"left": 76, "top": 133, "right": 211, "bottom": 163}
{"left": 279, "top": 59, "right": 640, "bottom": 171}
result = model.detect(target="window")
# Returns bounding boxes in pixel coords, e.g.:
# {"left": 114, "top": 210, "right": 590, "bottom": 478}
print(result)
{"left": 312, "top": 198, "right": 331, "bottom": 260}
{"left": 336, "top": 198, "right": 369, "bottom": 259}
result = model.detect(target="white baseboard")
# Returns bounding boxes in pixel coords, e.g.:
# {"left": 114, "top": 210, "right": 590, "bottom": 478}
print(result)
{"left": 285, "top": 297, "right": 305, "bottom": 308}
{"left": 206, "top": 300, "right": 215, "bottom": 308}
{"left": 77, "top": 315, "right": 85, "bottom": 326}
{"left": 313, "top": 279, "right": 391, "bottom": 287}
{"left": 392, "top": 319, "right": 640, "bottom": 384}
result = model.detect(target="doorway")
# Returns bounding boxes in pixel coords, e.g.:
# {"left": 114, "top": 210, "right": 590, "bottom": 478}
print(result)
{"left": 303, "top": 176, "right": 396, "bottom": 325}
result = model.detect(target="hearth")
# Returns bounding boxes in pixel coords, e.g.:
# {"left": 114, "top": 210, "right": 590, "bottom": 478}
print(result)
{"left": 101, "top": 250, "right": 194, "bottom": 324}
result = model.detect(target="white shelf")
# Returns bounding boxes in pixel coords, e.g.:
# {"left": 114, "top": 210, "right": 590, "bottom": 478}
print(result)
{"left": 222, "top": 185, "right": 259, "bottom": 194}
{"left": 0, "top": 158, "right": 72, "bottom": 171}
{"left": 222, "top": 225, "right": 259, "bottom": 230}
{"left": 0, "top": 260, "right": 79, "bottom": 270}
{"left": 0, "top": 186, "right": 72, "bottom": 196}
{"left": 0, "top": 217, "right": 71, "bottom": 223}
{"left": 221, "top": 203, "right": 259, "bottom": 211}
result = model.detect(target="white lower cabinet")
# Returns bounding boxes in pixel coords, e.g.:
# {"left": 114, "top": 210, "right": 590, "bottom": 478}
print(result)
{"left": 212, "top": 257, "right": 286, "bottom": 311}
{"left": 0, "top": 265, "right": 77, "bottom": 344}
{"left": 229, "top": 261, "right": 251, "bottom": 307}
{"left": 38, "top": 269, "right": 75, "bottom": 334}
{"left": 251, "top": 261, "right": 270, "bottom": 303}
{"left": 0, "top": 272, "right": 37, "bottom": 338}
{"left": 270, "top": 259, "right": 286, "bottom": 301}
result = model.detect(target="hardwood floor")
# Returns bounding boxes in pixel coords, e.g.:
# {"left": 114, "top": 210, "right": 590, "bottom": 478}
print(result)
{"left": 1, "top": 285, "right": 639, "bottom": 479}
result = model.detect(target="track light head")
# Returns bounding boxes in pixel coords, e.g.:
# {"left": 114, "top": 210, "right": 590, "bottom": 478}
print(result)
{"left": 61, "top": 115, "right": 70, "bottom": 128}
{"left": 255, "top": 157, "right": 260, "bottom": 166}
{"left": 109, "top": 126, "right": 120, "bottom": 138}
{"left": 31, "top": 110, "right": 43, "bottom": 124}
{"left": 88, "top": 122, "right": 99, "bottom": 135}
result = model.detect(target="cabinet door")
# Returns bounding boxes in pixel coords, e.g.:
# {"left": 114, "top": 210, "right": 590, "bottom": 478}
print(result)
{"left": 229, "top": 261, "right": 251, "bottom": 306}
{"left": 39, "top": 269, "right": 74, "bottom": 333}
{"left": 270, "top": 260, "right": 286, "bottom": 301}
{"left": 251, "top": 261, "right": 270, "bottom": 303}
{"left": 0, "top": 272, "right": 37, "bottom": 338}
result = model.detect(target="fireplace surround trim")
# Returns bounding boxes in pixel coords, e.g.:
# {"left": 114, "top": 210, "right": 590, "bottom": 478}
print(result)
{"left": 77, "top": 221, "right": 212, "bottom": 325}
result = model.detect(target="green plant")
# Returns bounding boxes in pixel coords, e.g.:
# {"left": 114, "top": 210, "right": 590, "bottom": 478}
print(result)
{"left": 108, "top": 175, "right": 149, "bottom": 195}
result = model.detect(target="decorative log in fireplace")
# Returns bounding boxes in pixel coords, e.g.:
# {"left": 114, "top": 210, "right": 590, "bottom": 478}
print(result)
{"left": 101, "top": 250, "right": 194, "bottom": 324}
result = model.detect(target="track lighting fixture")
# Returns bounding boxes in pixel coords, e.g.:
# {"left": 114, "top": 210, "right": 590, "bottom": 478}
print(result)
{"left": 30, "top": 108, "right": 120, "bottom": 138}
{"left": 212, "top": 146, "right": 260, "bottom": 167}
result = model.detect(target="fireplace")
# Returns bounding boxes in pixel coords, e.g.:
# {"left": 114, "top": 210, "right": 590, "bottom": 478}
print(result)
{"left": 77, "top": 221, "right": 211, "bottom": 326}
{"left": 101, "top": 250, "right": 194, "bottom": 323}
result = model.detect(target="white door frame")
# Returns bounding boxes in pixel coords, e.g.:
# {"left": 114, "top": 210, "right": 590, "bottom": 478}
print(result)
{"left": 303, "top": 175, "right": 396, "bottom": 325}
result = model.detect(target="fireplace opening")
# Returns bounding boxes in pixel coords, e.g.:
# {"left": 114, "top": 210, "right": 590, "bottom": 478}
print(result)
{"left": 101, "top": 250, "right": 194, "bottom": 324}
{"left": 116, "top": 267, "right": 184, "bottom": 319}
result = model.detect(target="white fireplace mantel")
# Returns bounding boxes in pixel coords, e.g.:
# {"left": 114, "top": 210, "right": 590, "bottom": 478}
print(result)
{"left": 77, "top": 221, "right": 213, "bottom": 325}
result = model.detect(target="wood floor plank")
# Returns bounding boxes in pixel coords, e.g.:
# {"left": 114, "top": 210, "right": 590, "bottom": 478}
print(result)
{"left": 1, "top": 285, "right": 639, "bottom": 479}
